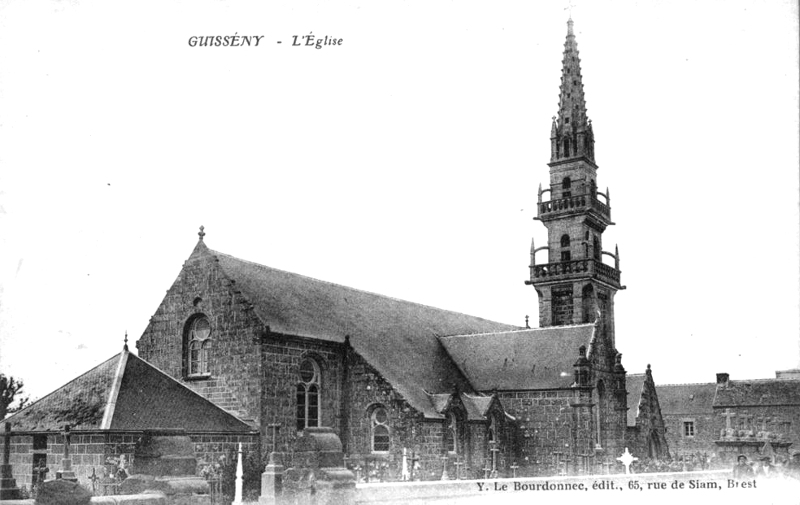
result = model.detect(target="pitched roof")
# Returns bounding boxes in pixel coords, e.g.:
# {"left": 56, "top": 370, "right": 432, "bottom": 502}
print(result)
{"left": 714, "top": 379, "right": 800, "bottom": 407}
{"left": 655, "top": 383, "right": 717, "bottom": 416}
{"left": 439, "top": 324, "right": 596, "bottom": 390}
{"left": 206, "top": 245, "right": 518, "bottom": 418}
{"left": 461, "top": 393, "right": 495, "bottom": 421}
{"left": 3, "top": 350, "right": 252, "bottom": 433}
{"left": 423, "top": 391, "right": 497, "bottom": 421}
{"left": 626, "top": 374, "right": 646, "bottom": 427}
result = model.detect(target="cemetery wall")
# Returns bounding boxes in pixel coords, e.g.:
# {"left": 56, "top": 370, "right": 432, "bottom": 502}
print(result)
{"left": 1, "top": 431, "right": 259, "bottom": 495}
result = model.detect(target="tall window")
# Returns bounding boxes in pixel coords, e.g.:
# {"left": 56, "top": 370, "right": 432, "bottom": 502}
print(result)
{"left": 187, "top": 316, "right": 212, "bottom": 377}
{"left": 560, "top": 234, "right": 571, "bottom": 262}
{"left": 562, "top": 177, "right": 572, "bottom": 198}
{"left": 444, "top": 412, "right": 459, "bottom": 454}
{"left": 595, "top": 380, "right": 606, "bottom": 449}
{"left": 296, "top": 358, "right": 321, "bottom": 431}
{"left": 371, "top": 407, "right": 390, "bottom": 453}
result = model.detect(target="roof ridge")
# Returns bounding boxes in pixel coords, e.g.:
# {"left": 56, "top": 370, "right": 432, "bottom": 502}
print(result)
{"left": 211, "top": 249, "right": 518, "bottom": 328}
{"left": 440, "top": 322, "right": 595, "bottom": 339}
{"left": 729, "top": 378, "right": 800, "bottom": 384}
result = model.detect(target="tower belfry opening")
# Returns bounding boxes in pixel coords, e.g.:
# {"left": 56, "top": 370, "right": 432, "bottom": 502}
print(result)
{"left": 528, "top": 18, "right": 624, "bottom": 347}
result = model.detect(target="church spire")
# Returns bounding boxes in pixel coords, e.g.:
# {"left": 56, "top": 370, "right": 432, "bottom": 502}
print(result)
{"left": 551, "top": 18, "right": 595, "bottom": 163}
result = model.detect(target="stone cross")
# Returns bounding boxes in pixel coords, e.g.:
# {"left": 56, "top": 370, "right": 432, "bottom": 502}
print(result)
{"left": 0, "top": 423, "right": 21, "bottom": 500}
{"left": 510, "top": 462, "right": 519, "bottom": 478}
{"left": 482, "top": 464, "right": 491, "bottom": 479}
{"left": 88, "top": 468, "right": 100, "bottom": 494}
{"left": 489, "top": 440, "right": 500, "bottom": 473}
{"left": 440, "top": 455, "right": 450, "bottom": 481}
{"left": 616, "top": 448, "right": 637, "bottom": 475}
{"left": 58, "top": 424, "right": 77, "bottom": 481}
{"left": 453, "top": 457, "right": 465, "bottom": 480}
{"left": 721, "top": 409, "right": 736, "bottom": 429}
{"left": 410, "top": 451, "right": 420, "bottom": 481}
{"left": 267, "top": 417, "right": 281, "bottom": 464}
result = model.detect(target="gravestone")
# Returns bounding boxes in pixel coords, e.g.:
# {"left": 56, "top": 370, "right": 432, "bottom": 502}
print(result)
{"left": 119, "top": 431, "right": 210, "bottom": 505}
{"left": 35, "top": 479, "right": 92, "bottom": 505}
{"left": 287, "top": 427, "right": 355, "bottom": 505}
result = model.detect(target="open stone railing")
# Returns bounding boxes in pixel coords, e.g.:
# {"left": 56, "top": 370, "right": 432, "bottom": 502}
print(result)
{"left": 538, "top": 195, "right": 610, "bottom": 220}
{"left": 531, "top": 258, "right": 620, "bottom": 286}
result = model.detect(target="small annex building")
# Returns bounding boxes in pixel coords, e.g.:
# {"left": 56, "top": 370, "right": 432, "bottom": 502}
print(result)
{"left": 657, "top": 369, "right": 800, "bottom": 466}
{"left": 0, "top": 346, "right": 257, "bottom": 490}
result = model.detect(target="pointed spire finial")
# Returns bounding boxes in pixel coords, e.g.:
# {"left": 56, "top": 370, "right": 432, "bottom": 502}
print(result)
{"left": 198, "top": 226, "right": 206, "bottom": 241}
{"left": 123, "top": 331, "right": 129, "bottom": 351}
{"left": 525, "top": 315, "right": 530, "bottom": 329}
{"left": 615, "top": 244, "right": 620, "bottom": 270}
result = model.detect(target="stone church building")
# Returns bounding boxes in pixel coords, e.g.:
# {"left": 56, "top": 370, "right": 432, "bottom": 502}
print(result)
{"left": 133, "top": 17, "right": 667, "bottom": 479}
{"left": 2, "top": 18, "right": 669, "bottom": 489}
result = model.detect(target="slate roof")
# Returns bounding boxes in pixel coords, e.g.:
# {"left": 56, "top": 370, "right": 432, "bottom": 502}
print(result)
{"left": 439, "top": 324, "right": 596, "bottom": 390}
{"left": 714, "top": 379, "right": 800, "bottom": 407}
{"left": 3, "top": 350, "right": 252, "bottom": 433}
{"left": 626, "top": 373, "right": 646, "bottom": 427}
{"left": 655, "top": 383, "right": 717, "bottom": 416}
{"left": 206, "top": 245, "right": 519, "bottom": 418}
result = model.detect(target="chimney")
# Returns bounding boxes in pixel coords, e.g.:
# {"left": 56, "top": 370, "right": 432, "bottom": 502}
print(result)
{"left": 716, "top": 373, "right": 730, "bottom": 385}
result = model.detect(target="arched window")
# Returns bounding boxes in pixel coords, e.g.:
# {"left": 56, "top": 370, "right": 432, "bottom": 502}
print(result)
{"left": 296, "top": 358, "right": 321, "bottom": 431}
{"left": 560, "top": 234, "right": 571, "bottom": 262}
{"left": 186, "top": 316, "right": 211, "bottom": 377}
{"left": 444, "top": 412, "right": 459, "bottom": 454}
{"left": 371, "top": 407, "right": 390, "bottom": 453}
{"left": 595, "top": 380, "right": 606, "bottom": 449}
{"left": 487, "top": 414, "right": 500, "bottom": 472}
{"left": 562, "top": 177, "right": 572, "bottom": 198}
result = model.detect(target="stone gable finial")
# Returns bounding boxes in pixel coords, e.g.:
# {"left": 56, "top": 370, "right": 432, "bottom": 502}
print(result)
{"left": 198, "top": 225, "right": 206, "bottom": 241}
{"left": 124, "top": 331, "right": 128, "bottom": 351}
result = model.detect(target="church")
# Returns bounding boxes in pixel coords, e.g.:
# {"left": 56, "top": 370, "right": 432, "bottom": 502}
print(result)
{"left": 2, "top": 18, "right": 668, "bottom": 487}
{"left": 133, "top": 17, "right": 667, "bottom": 479}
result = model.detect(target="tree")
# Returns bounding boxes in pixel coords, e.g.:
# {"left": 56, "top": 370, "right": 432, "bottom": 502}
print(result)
{"left": 0, "top": 374, "right": 30, "bottom": 420}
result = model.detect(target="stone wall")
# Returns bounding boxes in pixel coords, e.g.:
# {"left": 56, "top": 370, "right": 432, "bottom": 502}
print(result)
{"left": 497, "top": 389, "right": 591, "bottom": 476}
{"left": 137, "top": 250, "right": 265, "bottom": 424}
{"left": 2, "top": 432, "right": 137, "bottom": 490}
{"left": 662, "top": 412, "right": 718, "bottom": 457}
{"left": 1, "top": 431, "right": 260, "bottom": 495}
{"left": 260, "top": 333, "right": 344, "bottom": 458}
{"left": 342, "top": 348, "right": 447, "bottom": 481}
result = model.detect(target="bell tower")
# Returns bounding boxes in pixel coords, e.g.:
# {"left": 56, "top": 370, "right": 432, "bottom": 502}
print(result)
{"left": 526, "top": 18, "right": 624, "bottom": 346}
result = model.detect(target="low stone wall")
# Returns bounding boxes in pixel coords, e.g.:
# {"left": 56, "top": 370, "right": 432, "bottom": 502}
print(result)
{"left": 0, "top": 493, "right": 166, "bottom": 505}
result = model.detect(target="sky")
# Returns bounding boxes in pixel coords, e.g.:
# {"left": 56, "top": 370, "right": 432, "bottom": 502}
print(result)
{"left": 0, "top": 0, "right": 798, "bottom": 403}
